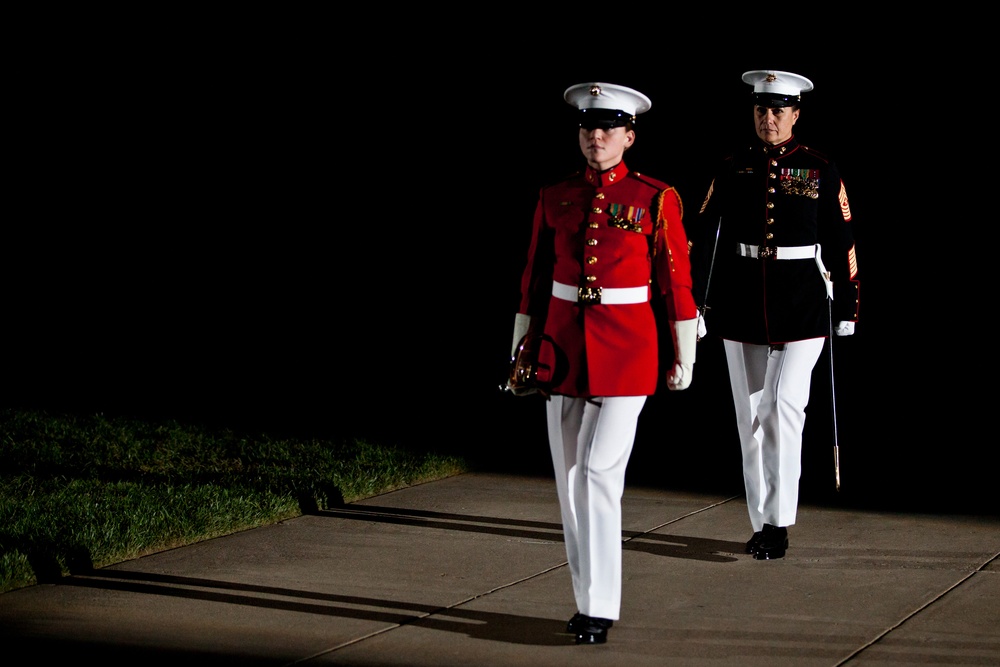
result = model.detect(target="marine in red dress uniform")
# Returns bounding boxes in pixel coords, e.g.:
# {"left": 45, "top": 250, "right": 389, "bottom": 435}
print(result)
{"left": 507, "top": 82, "right": 698, "bottom": 645}
{"left": 518, "top": 162, "right": 698, "bottom": 396}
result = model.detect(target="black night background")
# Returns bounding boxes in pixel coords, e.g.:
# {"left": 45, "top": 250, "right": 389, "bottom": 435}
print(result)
{"left": 5, "top": 24, "right": 989, "bottom": 513}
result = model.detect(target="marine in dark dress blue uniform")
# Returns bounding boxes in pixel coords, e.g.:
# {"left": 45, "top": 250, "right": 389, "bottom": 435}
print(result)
{"left": 693, "top": 70, "right": 859, "bottom": 560}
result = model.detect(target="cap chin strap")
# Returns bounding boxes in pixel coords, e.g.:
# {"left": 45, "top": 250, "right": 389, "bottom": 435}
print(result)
{"left": 752, "top": 93, "right": 800, "bottom": 108}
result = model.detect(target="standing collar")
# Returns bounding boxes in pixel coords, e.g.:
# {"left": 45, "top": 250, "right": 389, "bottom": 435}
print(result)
{"left": 758, "top": 136, "right": 799, "bottom": 156}
{"left": 584, "top": 161, "right": 629, "bottom": 186}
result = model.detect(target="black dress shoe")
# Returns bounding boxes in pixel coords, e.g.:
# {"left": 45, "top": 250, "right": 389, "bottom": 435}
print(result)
{"left": 752, "top": 523, "right": 788, "bottom": 560}
{"left": 745, "top": 531, "right": 763, "bottom": 554}
{"left": 573, "top": 615, "right": 613, "bottom": 645}
{"left": 567, "top": 612, "right": 612, "bottom": 633}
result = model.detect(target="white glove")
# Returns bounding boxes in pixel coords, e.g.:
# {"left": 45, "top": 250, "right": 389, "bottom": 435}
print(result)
{"left": 696, "top": 310, "right": 708, "bottom": 340}
{"left": 507, "top": 313, "right": 539, "bottom": 396}
{"left": 834, "top": 321, "right": 855, "bottom": 336}
{"left": 667, "top": 318, "right": 698, "bottom": 391}
{"left": 511, "top": 313, "right": 532, "bottom": 357}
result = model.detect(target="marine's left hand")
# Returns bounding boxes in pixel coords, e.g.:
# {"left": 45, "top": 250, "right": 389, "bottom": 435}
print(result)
{"left": 834, "top": 321, "right": 855, "bottom": 336}
{"left": 667, "top": 317, "right": 699, "bottom": 391}
{"left": 666, "top": 361, "right": 693, "bottom": 391}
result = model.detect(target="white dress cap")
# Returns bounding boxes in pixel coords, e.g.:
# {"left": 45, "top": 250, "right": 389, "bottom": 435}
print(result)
{"left": 741, "top": 70, "right": 814, "bottom": 96}
{"left": 563, "top": 82, "right": 652, "bottom": 116}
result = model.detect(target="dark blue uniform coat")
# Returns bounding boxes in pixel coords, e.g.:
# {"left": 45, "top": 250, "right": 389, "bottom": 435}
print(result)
{"left": 693, "top": 136, "right": 860, "bottom": 344}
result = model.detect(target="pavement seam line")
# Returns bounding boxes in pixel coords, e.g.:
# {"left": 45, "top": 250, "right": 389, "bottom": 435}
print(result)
{"left": 623, "top": 494, "right": 742, "bottom": 542}
{"left": 280, "top": 563, "right": 571, "bottom": 667}
{"left": 831, "top": 554, "right": 999, "bottom": 666}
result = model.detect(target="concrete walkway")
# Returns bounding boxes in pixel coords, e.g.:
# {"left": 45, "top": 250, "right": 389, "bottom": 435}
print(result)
{"left": 1, "top": 471, "right": 998, "bottom": 666}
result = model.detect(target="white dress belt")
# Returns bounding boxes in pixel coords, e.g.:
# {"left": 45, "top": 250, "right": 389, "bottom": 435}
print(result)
{"left": 737, "top": 243, "right": 816, "bottom": 260}
{"left": 552, "top": 280, "right": 649, "bottom": 305}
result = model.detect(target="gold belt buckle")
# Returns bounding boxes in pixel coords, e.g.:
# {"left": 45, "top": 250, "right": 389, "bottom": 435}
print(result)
{"left": 758, "top": 246, "right": 776, "bottom": 260}
{"left": 577, "top": 286, "right": 602, "bottom": 304}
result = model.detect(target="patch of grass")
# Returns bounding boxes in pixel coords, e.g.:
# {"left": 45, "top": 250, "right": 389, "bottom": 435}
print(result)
{"left": 0, "top": 409, "right": 467, "bottom": 593}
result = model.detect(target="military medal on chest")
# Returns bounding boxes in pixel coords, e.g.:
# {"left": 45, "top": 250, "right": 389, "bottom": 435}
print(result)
{"left": 607, "top": 203, "right": 645, "bottom": 233}
{"left": 779, "top": 167, "right": 820, "bottom": 199}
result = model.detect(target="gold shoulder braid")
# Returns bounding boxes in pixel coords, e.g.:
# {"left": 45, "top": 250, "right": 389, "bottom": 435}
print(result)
{"left": 655, "top": 186, "right": 684, "bottom": 271}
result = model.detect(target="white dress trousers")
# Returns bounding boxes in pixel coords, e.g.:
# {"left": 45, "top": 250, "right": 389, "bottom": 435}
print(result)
{"left": 546, "top": 394, "right": 646, "bottom": 621}
{"left": 724, "top": 338, "right": 825, "bottom": 531}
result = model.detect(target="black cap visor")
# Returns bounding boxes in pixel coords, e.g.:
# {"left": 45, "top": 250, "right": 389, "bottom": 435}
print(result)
{"left": 577, "top": 108, "right": 632, "bottom": 130}
{"left": 752, "top": 93, "right": 801, "bottom": 108}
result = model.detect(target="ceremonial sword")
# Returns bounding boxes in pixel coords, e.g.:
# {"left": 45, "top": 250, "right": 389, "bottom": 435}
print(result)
{"left": 697, "top": 216, "right": 722, "bottom": 339}
{"left": 825, "top": 271, "right": 841, "bottom": 492}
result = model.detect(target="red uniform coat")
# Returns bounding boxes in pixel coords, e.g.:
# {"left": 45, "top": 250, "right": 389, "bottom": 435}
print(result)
{"left": 517, "top": 162, "right": 697, "bottom": 397}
